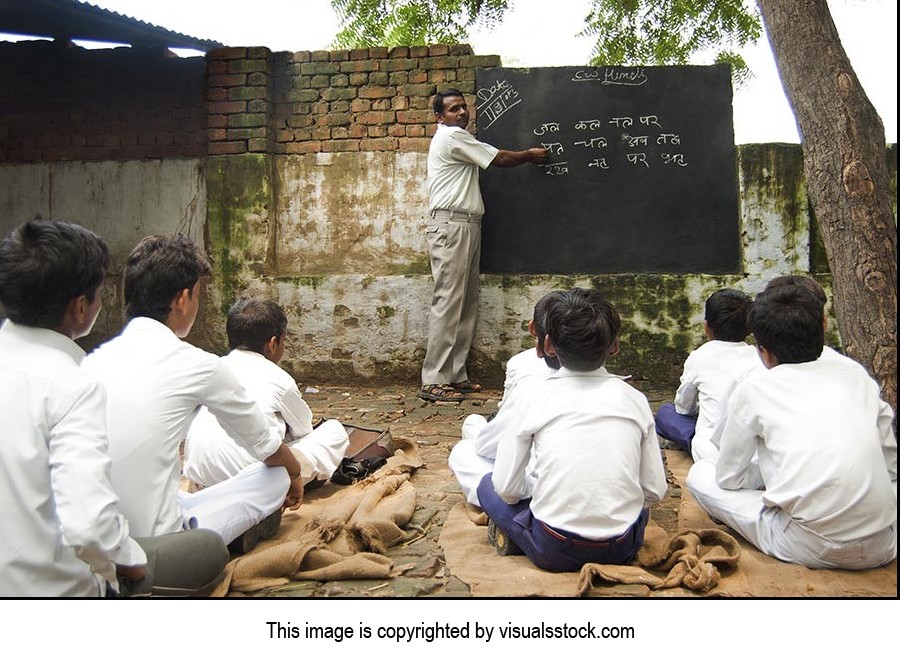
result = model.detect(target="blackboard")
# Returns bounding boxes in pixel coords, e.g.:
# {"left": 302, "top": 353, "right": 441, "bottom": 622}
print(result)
{"left": 475, "top": 65, "right": 740, "bottom": 274}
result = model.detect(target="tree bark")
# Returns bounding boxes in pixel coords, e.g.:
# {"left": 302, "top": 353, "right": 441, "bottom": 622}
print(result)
{"left": 757, "top": 0, "right": 897, "bottom": 414}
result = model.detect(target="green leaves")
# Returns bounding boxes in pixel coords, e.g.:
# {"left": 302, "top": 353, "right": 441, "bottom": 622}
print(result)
{"left": 581, "top": 0, "right": 762, "bottom": 81}
{"left": 331, "top": 0, "right": 511, "bottom": 48}
{"left": 330, "top": 0, "right": 762, "bottom": 83}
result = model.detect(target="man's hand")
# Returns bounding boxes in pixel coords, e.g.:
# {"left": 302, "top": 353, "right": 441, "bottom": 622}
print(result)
{"left": 527, "top": 147, "right": 549, "bottom": 163}
{"left": 116, "top": 563, "right": 146, "bottom": 582}
{"left": 283, "top": 475, "right": 304, "bottom": 510}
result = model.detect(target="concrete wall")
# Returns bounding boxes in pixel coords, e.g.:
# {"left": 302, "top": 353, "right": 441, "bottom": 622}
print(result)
{"left": 2, "top": 42, "right": 897, "bottom": 389}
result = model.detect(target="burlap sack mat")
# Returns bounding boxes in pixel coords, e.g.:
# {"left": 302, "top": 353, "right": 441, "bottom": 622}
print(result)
{"left": 211, "top": 437, "right": 423, "bottom": 597}
{"left": 439, "top": 449, "right": 896, "bottom": 597}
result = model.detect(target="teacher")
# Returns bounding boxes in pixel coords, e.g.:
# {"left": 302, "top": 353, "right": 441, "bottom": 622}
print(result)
{"left": 419, "top": 88, "right": 548, "bottom": 402}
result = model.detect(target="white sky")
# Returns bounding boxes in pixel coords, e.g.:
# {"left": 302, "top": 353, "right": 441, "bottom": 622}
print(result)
{"left": 3, "top": 0, "right": 897, "bottom": 144}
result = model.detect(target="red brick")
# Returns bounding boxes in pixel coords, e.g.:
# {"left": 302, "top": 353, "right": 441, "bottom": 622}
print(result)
{"left": 209, "top": 101, "right": 246, "bottom": 115}
{"left": 209, "top": 47, "right": 247, "bottom": 60}
{"left": 360, "top": 137, "right": 397, "bottom": 151}
{"left": 359, "top": 86, "right": 395, "bottom": 99}
{"left": 397, "top": 109, "right": 433, "bottom": 124}
{"left": 408, "top": 70, "right": 428, "bottom": 84}
{"left": 311, "top": 50, "right": 330, "bottom": 62}
{"left": 358, "top": 111, "right": 395, "bottom": 125}
{"left": 285, "top": 141, "right": 321, "bottom": 154}
{"left": 398, "top": 137, "right": 431, "bottom": 152}
{"left": 207, "top": 60, "right": 228, "bottom": 74}
{"left": 370, "top": 47, "right": 388, "bottom": 58}
{"left": 389, "top": 124, "right": 406, "bottom": 138}
{"left": 322, "top": 140, "right": 360, "bottom": 152}
{"left": 428, "top": 44, "right": 450, "bottom": 56}
{"left": 247, "top": 137, "right": 271, "bottom": 152}
{"left": 389, "top": 46, "right": 410, "bottom": 58}
{"left": 209, "top": 74, "right": 247, "bottom": 87}
{"left": 410, "top": 46, "right": 429, "bottom": 58}
{"left": 367, "top": 126, "right": 388, "bottom": 137}
{"left": 208, "top": 141, "right": 247, "bottom": 155}
{"left": 349, "top": 48, "right": 369, "bottom": 61}
{"left": 209, "top": 115, "right": 228, "bottom": 128}
{"left": 405, "top": 124, "right": 425, "bottom": 137}
{"left": 208, "top": 88, "right": 228, "bottom": 102}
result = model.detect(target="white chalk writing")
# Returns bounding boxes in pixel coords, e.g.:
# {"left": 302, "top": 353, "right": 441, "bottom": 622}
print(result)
{"left": 475, "top": 79, "right": 522, "bottom": 130}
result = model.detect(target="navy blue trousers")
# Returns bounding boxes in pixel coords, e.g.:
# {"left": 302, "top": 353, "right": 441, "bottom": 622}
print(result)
{"left": 477, "top": 473, "right": 649, "bottom": 573}
{"left": 654, "top": 402, "right": 697, "bottom": 453}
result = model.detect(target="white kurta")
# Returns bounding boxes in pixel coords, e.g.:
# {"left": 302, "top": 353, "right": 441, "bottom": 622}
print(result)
{"left": 674, "top": 339, "right": 762, "bottom": 461}
{"left": 492, "top": 367, "right": 668, "bottom": 540}
{"left": 497, "top": 347, "right": 555, "bottom": 409}
{"left": 0, "top": 321, "right": 145, "bottom": 596}
{"left": 715, "top": 358, "right": 896, "bottom": 542}
{"left": 184, "top": 349, "right": 348, "bottom": 487}
{"left": 426, "top": 123, "right": 498, "bottom": 215}
{"left": 82, "top": 318, "right": 284, "bottom": 539}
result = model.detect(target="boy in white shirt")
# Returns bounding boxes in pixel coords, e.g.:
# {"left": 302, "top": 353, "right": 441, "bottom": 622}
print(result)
{"left": 477, "top": 288, "right": 667, "bottom": 572}
{"left": 83, "top": 235, "right": 306, "bottom": 551}
{"left": 655, "top": 288, "right": 761, "bottom": 462}
{"left": 184, "top": 298, "right": 349, "bottom": 490}
{"left": 449, "top": 290, "right": 564, "bottom": 506}
{"left": 686, "top": 286, "right": 896, "bottom": 569}
{"left": 0, "top": 221, "right": 226, "bottom": 596}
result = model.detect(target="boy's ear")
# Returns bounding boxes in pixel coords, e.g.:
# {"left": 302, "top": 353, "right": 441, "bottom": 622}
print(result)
{"left": 756, "top": 344, "right": 778, "bottom": 369}
{"left": 171, "top": 288, "right": 191, "bottom": 314}
{"left": 528, "top": 319, "right": 536, "bottom": 338}
{"left": 703, "top": 320, "right": 714, "bottom": 340}
{"left": 542, "top": 335, "right": 557, "bottom": 356}
{"left": 263, "top": 335, "right": 280, "bottom": 360}
{"left": 608, "top": 337, "right": 620, "bottom": 357}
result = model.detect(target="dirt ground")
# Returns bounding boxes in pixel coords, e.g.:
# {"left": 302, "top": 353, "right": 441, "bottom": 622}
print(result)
{"left": 249, "top": 382, "right": 895, "bottom": 598}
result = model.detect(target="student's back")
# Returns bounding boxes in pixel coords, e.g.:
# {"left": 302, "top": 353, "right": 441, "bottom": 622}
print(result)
{"left": 718, "top": 355, "right": 895, "bottom": 541}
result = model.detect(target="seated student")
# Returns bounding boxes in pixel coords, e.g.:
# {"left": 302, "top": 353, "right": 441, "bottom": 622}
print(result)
{"left": 686, "top": 286, "right": 896, "bottom": 570}
{"left": 449, "top": 290, "right": 564, "bottom": 506}
{"left": 83, "top": 235, "right": 306, "bottom": 549}
{"left": 655, "top": 288, "right": 761, "bottom": 462}
{"left": 476, "top": 288, "right": 667, "bottom": 572}
{"left": 184, "top": 298, "right": 349, "bottom": 490}
{"left": 0, "top": 220, "right": 226, "bottom": 597}
{"left": 763, "top": 275, "right": 867, "bottom": 370}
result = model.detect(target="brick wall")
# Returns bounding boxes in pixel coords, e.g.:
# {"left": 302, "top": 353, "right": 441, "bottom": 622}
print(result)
{"left": 0, "top": 41, "right": 207, "bottom": 163}
{"left": 207, "top": 44, "right": 500, "bottom": 156}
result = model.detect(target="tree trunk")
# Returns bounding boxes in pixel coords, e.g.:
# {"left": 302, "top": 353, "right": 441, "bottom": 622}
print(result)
{"left": 757, "top": 0, "right": 898, "bottom": 414}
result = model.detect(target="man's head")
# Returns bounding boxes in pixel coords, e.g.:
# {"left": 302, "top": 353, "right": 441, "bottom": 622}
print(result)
{"left": 749, "top": 286, "right": 824, "bottom": 367}
{"left": 764, "top": 275, "right": 827, "bottom": 309}
{"left": 227, "top": 298, "right": 288, "bottom": 364}
{"left": 544, "top": 288, "right": 621, "bottom": 372}
{"left": 432, "top": 88, "right": 469, "bottom": 129}
{"left": 0, "top": 220, "right": 108, "bottom": 338}
{"left": 531, "top": 290, "right": 566, "bottom": 369}
{"left": 123, "top": 234, "right": 211, "bottom": 337}
{"left": 704, "top": 288, "right": 752, "bottom": 342}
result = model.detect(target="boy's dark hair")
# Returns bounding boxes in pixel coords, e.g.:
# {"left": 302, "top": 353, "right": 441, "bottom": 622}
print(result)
{"left": 545, "top": 287, "right": 621, "bottom": 372}
{"left": 0, "top": 220, "right": 108, "bottom": 329}
{"left": 705, "top": 288, "right": 752, "bottom": 342}
{"left": 433, "top": 88, "right": 464, "bottom": 114}
{"left": 533, "top": 290, "right": 566, "bottom": 369}
{"left": 764, "top": 275, "right": 827, "bottom": 308}
{"left": 749, "top": 286, "right": 824, "bottom": 365}
{"left": 123, "top": 235, "right": 211, "bottom": 322}
{"left": 227, "top": 298, "right": 288, "bottom": 354}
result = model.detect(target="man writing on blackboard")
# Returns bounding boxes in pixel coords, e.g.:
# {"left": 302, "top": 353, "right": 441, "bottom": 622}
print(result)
{"left": 419, "top": 89, "right": 548, "bottom": 402}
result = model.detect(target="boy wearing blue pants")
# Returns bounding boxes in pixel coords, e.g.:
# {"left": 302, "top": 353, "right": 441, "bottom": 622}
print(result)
{"left": 477, "top": 288, "right": 667, "bottom": 572}
{"left": 655, "top": 288, "right": 760, "bottom": 461}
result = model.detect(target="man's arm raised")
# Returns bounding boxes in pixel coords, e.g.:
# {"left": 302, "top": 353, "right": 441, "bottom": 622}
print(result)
{"left": 490, "top": 147, "right": 548, "bottom": 168}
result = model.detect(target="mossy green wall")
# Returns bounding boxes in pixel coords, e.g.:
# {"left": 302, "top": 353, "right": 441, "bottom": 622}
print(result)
{"left": 192, "top": 144, "right": 896, "bottom": 389}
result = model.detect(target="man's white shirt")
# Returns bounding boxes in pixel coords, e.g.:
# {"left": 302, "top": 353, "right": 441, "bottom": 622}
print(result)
{"left": 427, "top": 123, "right": 498, "bottom": 215}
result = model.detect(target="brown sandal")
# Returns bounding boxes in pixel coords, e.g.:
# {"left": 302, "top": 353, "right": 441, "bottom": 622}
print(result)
{"left": 418, "top": 383, "right": 465, "bottom": 402}
{"left": 451, "top": 380, "right": 483, "bottom": 393}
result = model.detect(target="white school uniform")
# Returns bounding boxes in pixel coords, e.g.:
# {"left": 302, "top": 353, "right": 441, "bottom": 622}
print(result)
{"left": 687, "top": 357, "right": 897, "bottom": 569}
{"left": 674, "top": 340, "right": 762, "bottom": 461}
{"left": 82, "top": 318, "right": 289, "bottom": 544}
{"left": 492, "top": 367, "right": 668, "bottom": 540}
{"left": 0, "top": 321, "right": 145, "bottom": 596}
{"left": 449, "top": 348, "right": 553, "bottom": 505}
{"left": 184, "top": 349, "right": 348, "bottom": 488}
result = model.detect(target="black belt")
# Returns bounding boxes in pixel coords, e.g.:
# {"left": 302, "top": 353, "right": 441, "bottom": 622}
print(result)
{"left": 539, "top": 521, "right": 631, "bottom": 548}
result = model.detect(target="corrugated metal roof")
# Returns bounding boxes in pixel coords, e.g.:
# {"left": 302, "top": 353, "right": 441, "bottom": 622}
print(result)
{"left": 0, "top": 0, "right": 225, "bottom": 51}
